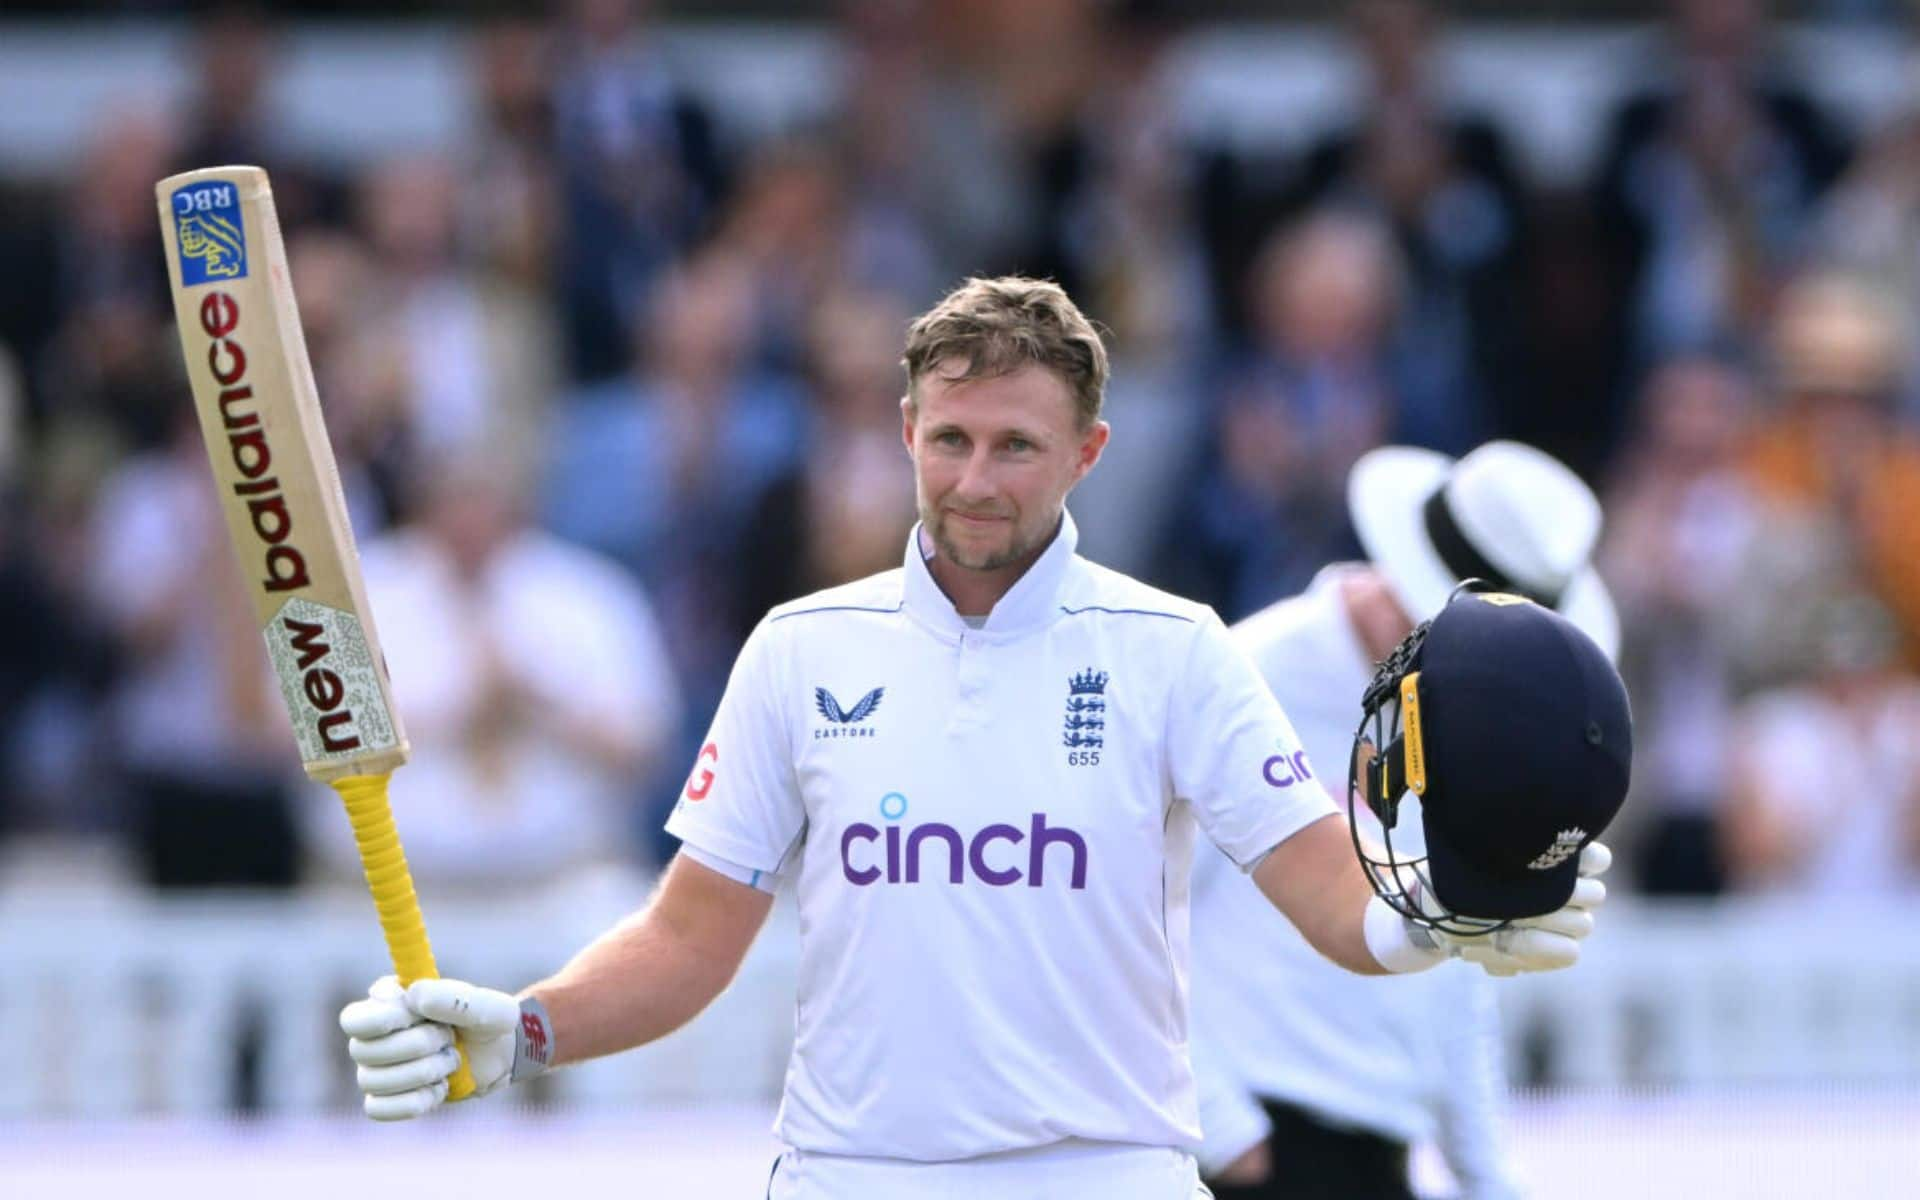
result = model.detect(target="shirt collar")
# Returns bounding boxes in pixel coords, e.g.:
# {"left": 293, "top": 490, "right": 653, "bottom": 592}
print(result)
{"left": 902, "top": 509, "right": 1080, "bottom": 640}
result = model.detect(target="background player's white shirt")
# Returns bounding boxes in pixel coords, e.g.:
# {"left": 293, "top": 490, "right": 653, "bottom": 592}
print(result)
{"left": 1189, "top": 565, "right": 1520, "bottom": 1197}
{"left": 665, "top": 512, "right": 1334, "bottom": 1164}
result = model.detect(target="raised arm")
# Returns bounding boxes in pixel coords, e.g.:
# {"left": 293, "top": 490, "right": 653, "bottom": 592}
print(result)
{"left": 338, "top": 852, "right": 774, "bottom": 1120}
{"left": 531, "top": 852, "right": 774, "bottom": 1064}
{"left": 1251, "top": 814, "right": 1392, "bottom": 975}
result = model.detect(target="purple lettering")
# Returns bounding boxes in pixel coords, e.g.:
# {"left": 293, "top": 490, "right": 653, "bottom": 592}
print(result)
{"left": 841, "top": 824, "right": 881, "bottom": 885}
{"left": 905, "top": 824, "right": 964, "bottom": 884}
{"left": 1028, "top": 813, "right": 1088, "bottom": 889}
{"left": 969, "top": 823, "right": 1024, "bottom": 886}
{"left": 1263, "top": 754, "right": 1296, "bottom": 788}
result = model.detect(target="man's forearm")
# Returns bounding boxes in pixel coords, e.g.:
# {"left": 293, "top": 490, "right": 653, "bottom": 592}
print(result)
{"left": 524, "top": 855, "right": 775, "bottom": 1066}
{"left": 1251, "top": 814, "right": 1398, "bottom": 976}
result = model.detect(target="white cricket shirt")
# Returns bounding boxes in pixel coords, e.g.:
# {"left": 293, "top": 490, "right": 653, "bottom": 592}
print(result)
{"left": 665, "top": 512, "right": 1334, "bottom": 1163}
{"left": 1188, "top": 565, "right": 1518, "bottom": 1194}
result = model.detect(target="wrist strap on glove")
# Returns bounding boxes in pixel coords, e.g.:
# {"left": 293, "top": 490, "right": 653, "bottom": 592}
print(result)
{"left": 510, "top": 996, "right": 557, "bottom": 1084}
{"left": 1363, "top": 893, "right": 1448, "bottom": 974}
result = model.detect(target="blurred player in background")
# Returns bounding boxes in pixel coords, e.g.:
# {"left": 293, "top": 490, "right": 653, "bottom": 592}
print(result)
{"left": 336, "top": 277, "right": 1609, "bottom": 1200}
{"left": 1193, "top": 441, "right": 1617, "bottom": 1200}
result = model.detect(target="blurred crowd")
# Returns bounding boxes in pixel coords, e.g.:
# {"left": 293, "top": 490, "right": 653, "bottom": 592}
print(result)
{"left": 3, "top": 0, "right": 1920, "bottom": 903}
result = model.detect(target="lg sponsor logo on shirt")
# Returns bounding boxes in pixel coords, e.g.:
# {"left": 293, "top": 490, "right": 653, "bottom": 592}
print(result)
{"left": 841, "top": 792, "right": 1089, "bottom": 890}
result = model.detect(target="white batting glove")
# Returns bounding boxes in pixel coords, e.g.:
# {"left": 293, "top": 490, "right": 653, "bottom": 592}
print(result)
{"left": 339, "top": 976, "right": 536, "bottom": 1120}
{"left": 1366, "top": 841, "right": 1611, "bottom": 976}
{"left": 1448, "top": 841, "right": 1611, "bottom": 977}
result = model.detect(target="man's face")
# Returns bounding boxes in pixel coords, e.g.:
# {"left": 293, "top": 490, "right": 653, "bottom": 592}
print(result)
{"left": 903, "top": 361, "right": 1108, "bottom": 574}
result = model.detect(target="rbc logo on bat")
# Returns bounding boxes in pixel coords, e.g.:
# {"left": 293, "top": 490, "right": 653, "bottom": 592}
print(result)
{"left": 171, "top": 182, "right": 248, "bottom": 285}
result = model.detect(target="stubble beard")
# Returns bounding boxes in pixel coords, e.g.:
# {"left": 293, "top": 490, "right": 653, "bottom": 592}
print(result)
{"left": 926, "top": 503, "right": 1033, "bottom": 572}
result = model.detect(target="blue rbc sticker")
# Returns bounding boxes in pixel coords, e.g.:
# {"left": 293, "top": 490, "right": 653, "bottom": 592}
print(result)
{"left": 170, "top": 181, "right": 247, "bottom": 284}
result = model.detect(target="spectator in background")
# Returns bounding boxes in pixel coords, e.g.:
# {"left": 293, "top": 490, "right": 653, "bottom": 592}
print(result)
{"left": 1012, "top": 6, "right": 1214, "bottom": 576}
{"left": 1285, "top": 0, "right": 1526, "bottom": 454}
{"left": 1155, "top": 213, "right": 1394, "bottom": 619}
{"left": 354, "top": 156, "right": 561, "bottom": 461}
{"left": 310, "top": 450, "right": 681, "bottom": 887}
{"left": 1721, "top": 590, "right": 1920, "bottom": 898}
{"left": 1743, "top": 272, "right": 1920, "bottom": 668}
{"left": 541, "top": 252, "right": 806, "bottom": 816}
{"left": 732, "top": 288, "right": 917, "bottom": 629}
{"left": 85, "top": 413, "right": 302, "bottom": 888}
{"left": 0, "top": 346, "right": 117, "bottom": 838}
{"left": 465, "top": 19, "right": 563, "bottom": 302}
{"left": 1815, "top": 87, "right": 1920, "bottom": 419}
{"left": 551, "top": 0, "right": 726, "bottom": 382}
{"left": 1601, "top": 354, "right": 1763, "bottom": 894}
{"left": 173, "top": 6, "right": 329, "bottom": 230}
{"left": 285, "top": 227, "right": 408, "bottom": 536}
{"left": 707, "top": 140, "right": 866, "bottom": 374}
{"left": 1593, "top": 0, "right": 1850, "bottom": 378}
{"left": 828, "top": 0, "right": 944, "bottom": 308}
{"left": 41, "top": 110, "right": 181, "bottom": 452}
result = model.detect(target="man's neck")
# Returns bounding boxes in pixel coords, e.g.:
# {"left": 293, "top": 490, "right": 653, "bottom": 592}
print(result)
{"left": 924, "top": 518, "right": 1060, "bottom": 618}
{"left": 927, "top": 547, "right": 1043, "bottom": 618}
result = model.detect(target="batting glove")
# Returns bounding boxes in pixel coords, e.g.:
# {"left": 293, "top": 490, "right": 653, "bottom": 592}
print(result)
{"left": 1366, "top": 841, "right": 1611, "bottom": 976}
{"left": 1442, "top": 841, "right": 1611, "bottom": 976}
{"left": 339, "top": 976, "right": 552, "bottom": 1120}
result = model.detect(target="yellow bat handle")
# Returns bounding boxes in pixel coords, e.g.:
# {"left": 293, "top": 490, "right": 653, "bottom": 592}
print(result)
{"left": 332, "top": 773, "right": 478, "bottom": 1102}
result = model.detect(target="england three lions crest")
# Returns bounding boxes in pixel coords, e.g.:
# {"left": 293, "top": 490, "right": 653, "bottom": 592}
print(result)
{"left": 1063, "top": 669, "right": 1107, "bottom": 764}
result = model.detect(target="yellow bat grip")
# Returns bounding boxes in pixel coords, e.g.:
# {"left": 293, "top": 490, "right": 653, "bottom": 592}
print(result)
{"left": 332, "top": 773, "right": 477, "bottom": 1102}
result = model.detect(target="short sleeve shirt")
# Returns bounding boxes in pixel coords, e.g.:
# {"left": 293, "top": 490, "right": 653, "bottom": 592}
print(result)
{"left": 666, "top": 513, "right": 1334, "bottom": 1162}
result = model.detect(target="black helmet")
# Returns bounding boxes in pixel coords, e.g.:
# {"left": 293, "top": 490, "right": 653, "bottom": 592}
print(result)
{"left": 1350, "top": 585, "right": 1633, "bottom": 935}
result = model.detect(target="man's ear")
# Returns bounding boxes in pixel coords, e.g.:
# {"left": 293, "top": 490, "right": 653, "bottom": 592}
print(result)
{"left": 1074, "top": 420, "right": 1111, "bottom": 481}
{"left": 900, "top": 394, "right": 916, "bottom": 455}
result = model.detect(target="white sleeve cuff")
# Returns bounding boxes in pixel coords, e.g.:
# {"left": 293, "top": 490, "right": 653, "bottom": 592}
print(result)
{"left": 680, "top": 843, "right": 782, "bottom": 894}
{"left": 1363, "top": 894, "right": 1447, "bottom": 974}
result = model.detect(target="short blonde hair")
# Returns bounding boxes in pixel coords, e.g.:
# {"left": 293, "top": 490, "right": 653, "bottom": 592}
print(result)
{"left": 902, "top": 276, "right": 1109, "bottom": 428}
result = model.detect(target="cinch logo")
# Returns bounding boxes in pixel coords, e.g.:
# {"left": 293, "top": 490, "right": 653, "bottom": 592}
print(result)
{"left": 841, "top": 792, "right": 1088, "bottom": 889}
{"left": 815, "top": 686, "right": 883, "bottom": 739}
{"left": 1263, "top": 749, "right": 1315, "bottom": 788}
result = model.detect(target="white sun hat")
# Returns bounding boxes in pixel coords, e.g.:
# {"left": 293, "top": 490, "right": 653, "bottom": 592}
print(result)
{"left": 1347, "top": 440, "right": 1620, "bottom": 661}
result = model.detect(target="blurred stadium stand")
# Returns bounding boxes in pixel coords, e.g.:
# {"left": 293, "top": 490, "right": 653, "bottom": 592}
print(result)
{"left": 6, "top": 863, "right": 1920, "bottom": 1119}
{"left": 5, "top": 4, "right": 1920, "bottom": 1195}
{"left": 0, "top": 20, "right": 1908, "bottom": 181}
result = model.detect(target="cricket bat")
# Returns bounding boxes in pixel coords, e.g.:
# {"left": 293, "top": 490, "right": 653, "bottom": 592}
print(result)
{"left": 155, "top": 165, "right": 474, "bottom": 1101}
